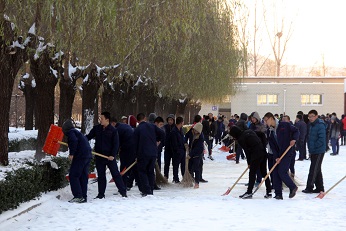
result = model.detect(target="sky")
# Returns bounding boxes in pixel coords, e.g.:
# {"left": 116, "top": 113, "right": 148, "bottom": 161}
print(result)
{"left": 1, "top": 128, "right": 346, "bottom": 231}
{"left": 243, "top": 0, "right": 346, "bottom": 68}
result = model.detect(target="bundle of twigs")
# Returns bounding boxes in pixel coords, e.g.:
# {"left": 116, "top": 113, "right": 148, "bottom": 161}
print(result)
{"left": 181, "top": 151, "right": 194, "bottom": 187}
{"left": 155, "top": 161, "right": 168, "bottom": 185}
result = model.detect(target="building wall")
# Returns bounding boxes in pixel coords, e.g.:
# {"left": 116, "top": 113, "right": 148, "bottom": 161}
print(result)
{"left": 230, "top": 83, "right": 344, "bottom": 118}
{"left": 200, "top": 77, "right": 346, "bottom": 119}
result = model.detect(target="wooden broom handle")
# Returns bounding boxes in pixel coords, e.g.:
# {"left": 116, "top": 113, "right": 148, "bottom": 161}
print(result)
{"left": 120, "top": 160, "right": 138, "bottom": 176}
{"left": 253, "top": 145, "right": 293, "bottom": 194}
{"left": 58, "top": 141, "right": 109, "bottom": 159}
{"left": 228, "top": 166, "right": 249, "bottom": 193}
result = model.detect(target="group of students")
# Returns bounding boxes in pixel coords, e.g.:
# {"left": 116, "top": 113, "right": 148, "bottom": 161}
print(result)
{"left": 62, "top": 108, "right": 329, "bottom": 202}
{"left": 62, "top": 111, "right": 212, "bottom": 203}
{"left": 228, "top": 109, "right": 327, "bottom": 200}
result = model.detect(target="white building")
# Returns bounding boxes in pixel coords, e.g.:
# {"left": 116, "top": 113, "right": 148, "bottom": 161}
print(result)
{"left": 200, "top": 77, "right": 345, "bottom": 119}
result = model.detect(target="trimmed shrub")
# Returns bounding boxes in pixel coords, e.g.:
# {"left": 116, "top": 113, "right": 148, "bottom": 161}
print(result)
{"left": 0, "top": 157, "right": 69, "bottom": 214}
{"left": 8, "top": 138, "right": 37, "bottom": 152}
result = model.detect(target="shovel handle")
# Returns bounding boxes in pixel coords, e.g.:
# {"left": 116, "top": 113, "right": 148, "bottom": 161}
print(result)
{"left": 253, "top": 145, "right": 293, "bottom": 194}
{"left": 57, "top": 141, "right": 110, "bottom": 159}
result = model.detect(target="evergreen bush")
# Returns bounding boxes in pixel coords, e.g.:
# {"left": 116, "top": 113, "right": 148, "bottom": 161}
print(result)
{"left": 0, "top": 157, "right": 69, "bottom": 214}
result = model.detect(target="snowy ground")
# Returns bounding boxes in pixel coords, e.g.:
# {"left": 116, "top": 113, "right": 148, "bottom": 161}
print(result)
{"left": 1, "top": 142, "right": 346, "bottom": 231}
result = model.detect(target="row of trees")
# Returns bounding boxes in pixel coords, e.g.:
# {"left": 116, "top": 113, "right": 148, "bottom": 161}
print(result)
{"left": 0, "top": 0, "right": 243, "bottom": 165}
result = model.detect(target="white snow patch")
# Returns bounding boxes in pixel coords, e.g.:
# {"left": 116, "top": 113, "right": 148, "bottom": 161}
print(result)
{"left": 83, "top": 74, "right": 89, "bottom": 83}
{"left": 28, "top": 23, "right": 36, "bottom": 35}
{"left": 133, "top": 76, "right": 144, "bottom": 88}
{"left": 31, "top": 79, "right": 36, "bottom": 88}
{"left": 50, "top": 67, "right": 58, "bottom": 78}
{"left": 84, "top": 109, "right": 94, "bottom": 135}
{"left": 22, "top": 73, "right": 30, "bottom": 79}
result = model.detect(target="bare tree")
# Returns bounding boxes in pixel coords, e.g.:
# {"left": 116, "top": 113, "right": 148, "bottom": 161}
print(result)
{"left": 262, "top": 0, "right": 295, "bottom": 77}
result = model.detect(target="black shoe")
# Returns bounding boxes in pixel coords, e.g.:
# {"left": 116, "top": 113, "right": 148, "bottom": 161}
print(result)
{"left": 239, "top": 192, "right": 253, "bottom": 199}
{"left": 69, "top": 197, "right": 86, "bottom": 203}
{"left": 94, "top": 195, "right": 105, "bottom": 199}
{"left": 274, "top": 195, "right": 283, "bottom": 200}
{"left": 312, "top": 189, "right": 324, "bottom": 193}
{"left": 126, "top": 187, "right": 132, "bottom": 191}
{"left": 121, "top": 192, "right": 127, "bottom": 198}
{"left": 302, "top": 189, "right": 313, "bottom": 194}
{"left": 172, "top": 180, "right": 180, "bottom": 183}
{"left": 154, "top": 185, "right": 161, "bottom": 190}
{"left": 236, "top": 161, "right": 239, "bottom": 164}
{"left": 289, "top": 187, "right": 298, "bottom": 198}
{"left": 296, "top": 159, "right": 304, "bottom": 161}
{"left": 200, "top": 179, "right": 208, "bottom": 183}
{"left": 208, "top": 155, "right": 214, "bottom": 161}
{"left": 264, "top": 193, "right": 272, "bottom": 199}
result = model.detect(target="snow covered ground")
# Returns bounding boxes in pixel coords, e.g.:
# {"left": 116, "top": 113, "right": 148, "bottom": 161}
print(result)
{"left": 1, "top": 142, "right": 346, "bottom": 231}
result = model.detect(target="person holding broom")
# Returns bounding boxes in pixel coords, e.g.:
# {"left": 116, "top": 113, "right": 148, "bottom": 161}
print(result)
{"left": 186, "top": 122, "right": 204, "bottom": 189}
{"left": 229, "top": 125, "right": 272, "bottom": 199}
{"left": 86, "top": 111, "right": 127, "bottom": 199}
{"left": 62, "top": 119, "right": 92, "bottom": 203}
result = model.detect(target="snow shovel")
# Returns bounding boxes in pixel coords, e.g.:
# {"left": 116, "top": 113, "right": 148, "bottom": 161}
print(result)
{"left": 252, "top": 145, "right": 293, "bottom": 195}
{"left": 222, "top": 166, "right": 249, "bottom": 196}
{"left": 43, "top": 124, "right": 109, "bottom": 159}
{"left": 316, "top": 175, "right": 346, "bottom": 199}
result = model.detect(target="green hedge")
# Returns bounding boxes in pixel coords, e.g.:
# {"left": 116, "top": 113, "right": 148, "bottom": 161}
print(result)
{"left": 0, "top": 157, "right": 70, "bottom": 214}
{"left": 8, "top": 138, "right": 37, "bottom": 152}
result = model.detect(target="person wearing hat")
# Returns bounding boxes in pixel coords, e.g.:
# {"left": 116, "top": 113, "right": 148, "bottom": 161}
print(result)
{"left": 121, "top": 116, "right": 128, "bottom": 124}
{"left": 62, "top": 119, "right": 92, "bottom": 203}
{"left": 186, "top": 122, "right": 204, "bottom": 188}
{"left": 229, "top": 125, "right": 272, "bottom": 199}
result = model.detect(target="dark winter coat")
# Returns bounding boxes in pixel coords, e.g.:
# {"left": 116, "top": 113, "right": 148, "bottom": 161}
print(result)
{"left": 133, "top": 121, "right": 164, "bottom": 158}
{"left": 275, "top": 121, "right": 299, "bottom": 159}
{"left": 65, "top": 128, "right": 92, "bottom": 160}
{"left": 202, "top": 120, "right": 211, "bottom": 138}
{"left": 307, "top": 118, "right": 326, "bottom": 154}
{"left": 294, "top": 120, "right": 307, "bottom": 142}
{"left": 189, "top": 133, "right": 205, "bottom": 158}
{"left": 115, "top": 122, "right": 135, "bottom": 161}
{"left": 169, "top": 126, "right": 186, "bottom": 157}
{"left": 163, "top": 123, "right": 175, "bottom": 151}
{"left": 216, "top": 120, "right": 225, "bottom": 137}
{"left": 236, "top": 129, "right": 266, "bottom": 165}
{"left": 86, "top": 124, "right": 119, "bottom": 157}
{"left": 235, "top": 119, "right": 248, "bottom": 131}
{"left": 329, "top": 121, "right": 340, "bottom": 139}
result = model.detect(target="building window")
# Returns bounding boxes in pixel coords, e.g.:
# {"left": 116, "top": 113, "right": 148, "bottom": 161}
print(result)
{"left": 301, "top": 94, "right": 322, "bottom": 105}
{"left": 257, "top": 94, "right": 278, "bottom": 105}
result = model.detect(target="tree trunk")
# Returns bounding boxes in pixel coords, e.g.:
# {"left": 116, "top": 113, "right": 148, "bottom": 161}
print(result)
{"left": 58, "top": 75, "right": 76, "bottom": 127}
{"left": 0, "top": 16, "right": 29, "bottom": 165}
{"left": 176, "top": 98, "right": 189, "bottom": 118}
{"left": 31, "top": 50, "right": 58, "bottom": 160}
{"left": 20, "top": 79, "right": 36, "bottom": 130}
{"left": 81, "top": 64, "right": 102, "bottom": 134}
{"left": 135, "top": 85, "right": 156, "bottom": 115}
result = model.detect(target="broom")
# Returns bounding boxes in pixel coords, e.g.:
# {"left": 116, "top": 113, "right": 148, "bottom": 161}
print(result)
{"left": 155, "top": 161, "right": 168, "bottom": 185}
{"left": 181, "top": 150, "right": 194, "bottom": 187}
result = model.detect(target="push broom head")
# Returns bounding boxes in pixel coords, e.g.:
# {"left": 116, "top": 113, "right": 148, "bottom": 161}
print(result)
{"left": 316, "top": 192, "right": 326, "bottom": 199}
{"left": 42, "top": 124, "right": 64, "bottom": 156}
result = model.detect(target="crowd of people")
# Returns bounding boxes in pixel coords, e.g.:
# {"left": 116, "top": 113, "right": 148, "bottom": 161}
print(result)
{"left": 61, "top": 108, "right": 343, "bottom": 202}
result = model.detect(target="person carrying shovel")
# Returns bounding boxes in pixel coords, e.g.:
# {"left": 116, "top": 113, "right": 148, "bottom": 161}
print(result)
{"left": 62, "top": 119, "right": 92, "bottom": 203}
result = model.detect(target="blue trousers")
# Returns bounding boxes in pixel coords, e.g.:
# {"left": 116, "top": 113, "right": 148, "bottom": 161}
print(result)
{"left": 189, "top": 156, "right": 201, "bottom": 184}
{"left": 95, "top": 156, "right": 126, "bottom": 196}
{"left": 137, "top": 156, "right": 156, "bottom": 195}
{"left": 272, "top": 153, "right": 296, "bottom": 196}
{"left": 69, "top": 158, "right": 91, "bottom": 198}
{"left": 173, "top": 152, "right": 185, "bottom": 182}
